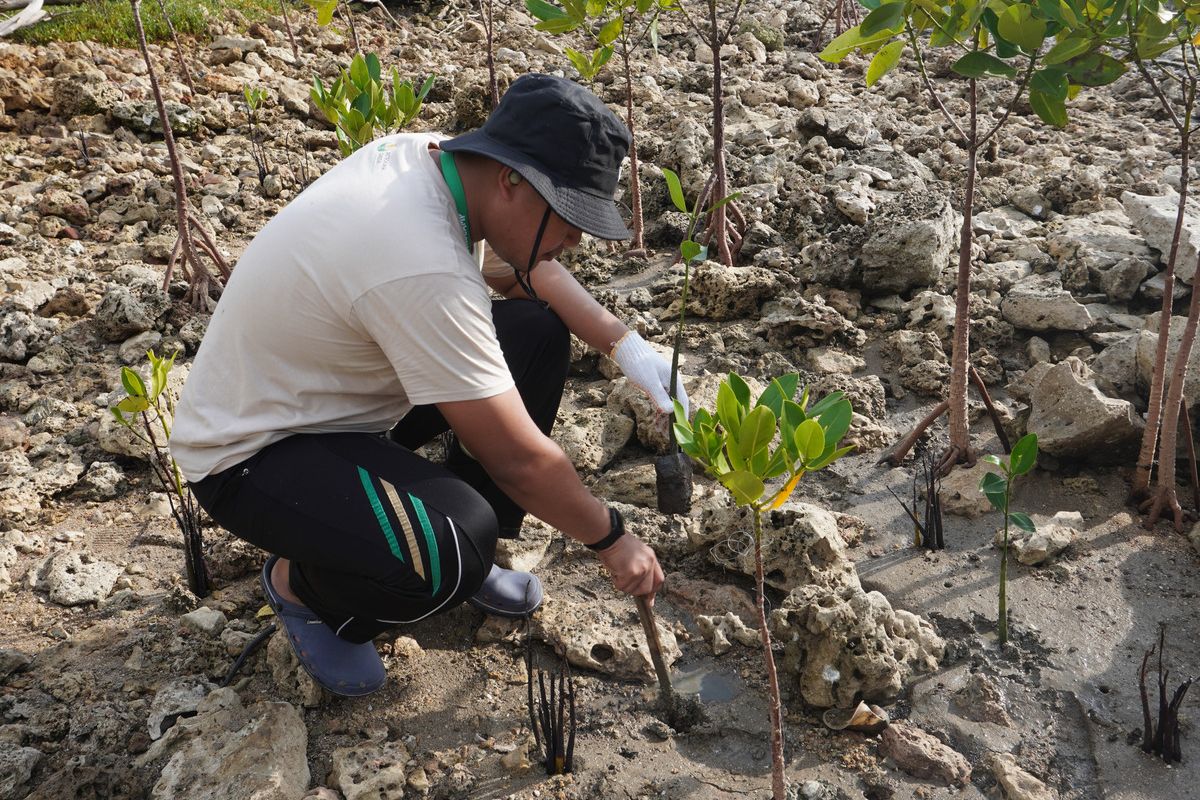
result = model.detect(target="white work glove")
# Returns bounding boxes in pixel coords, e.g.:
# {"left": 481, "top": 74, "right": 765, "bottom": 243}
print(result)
{"left": 611, "top": 331, "right": 690, "bottom": 418}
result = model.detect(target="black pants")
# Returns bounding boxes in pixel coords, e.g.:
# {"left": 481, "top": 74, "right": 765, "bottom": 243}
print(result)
{"left": 192, "top": 299, "right": 569, "bottom": 642}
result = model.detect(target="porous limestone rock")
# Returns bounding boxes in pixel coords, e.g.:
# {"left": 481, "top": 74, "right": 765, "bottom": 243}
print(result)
{"left": 996, "top": 510, "right": 1082, "bottom": 566}
{"left": 554, "top": 407, "right": 634, "bottom": 472}
{"left": 772, "top": 585, "right": 944, "bottom": 708}
{"left": 330, "top": 740, "right": 411, "bottom": 800}
{"left": 883, "top": 329, "right": 949, "bottom": 397}
{"left": 31, "top": 550, "right": 121, "bottom": 606}
{"left": 757, "top": 295, "right": 867, "bottom": 351}
{"left": 138, "top": 687, "right": 308, "bottom": 800}
{"left": 858, "top": 191, "right": 956, "bottom": 295}
{"left": 1000, "top": 273, "right": 1092, "bottom": 333}
{"left": 988, "top": 752, "right": 1059, "bottom": 800}
{"left": 1134, "top": 313, "right": 1200, "bottom": 411}
{"left": 685, "top": 260, "right": 781, "bottom": 320}
{"left": 1122, "top": 190, "right": 1200, "bottom": 284}
{"left": 0, "top": 311, "right": 58, "bottom": 362}
{"left": 1027, "top": 358, "right": 1142, "bottom": 461}
{"left": 879, "top": 723, "right": 971, "bottom": 786}
{"left": 147, "top": 677, "right": 212, "bottom": 740}
{"left": 0, "top": 742, "right": 41, "bottom": 800}
{"left": 697, "top": 612, "right": 760, "bottom": 655}
{"left": 1046, "top": 211, "right": 1157, "bottom": 298}
{"left": 692, "top": 502, "right": 858, "bottom": 594}
{"left": 938, "top": 460, "right": 999, "bottom": 518}
{"left": 532, "top": 596, "right": 679, "bottom": 678}
{"left": 590, "top": 461, "right": 659, "bottom": 508}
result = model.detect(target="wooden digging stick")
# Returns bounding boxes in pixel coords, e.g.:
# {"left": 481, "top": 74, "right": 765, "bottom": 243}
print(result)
{"left": 636, "top": 596, "right": 675, "bottom": 706}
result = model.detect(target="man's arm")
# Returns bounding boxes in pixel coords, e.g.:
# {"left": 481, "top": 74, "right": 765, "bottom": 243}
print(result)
{"left": 437, "top": 387, "right": 663, "bottom": 597}
{"left": 485, "top": 259, "right": 627, "bottom": 354}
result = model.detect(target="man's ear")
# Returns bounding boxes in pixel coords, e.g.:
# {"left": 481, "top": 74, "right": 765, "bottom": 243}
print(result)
{"left": 498, "top": 166, "right": 522, "bottom": 197}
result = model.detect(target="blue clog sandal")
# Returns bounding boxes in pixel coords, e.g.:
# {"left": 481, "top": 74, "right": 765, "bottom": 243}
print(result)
{"left": 260, "top": 556, "right": 386, "bottom": 697}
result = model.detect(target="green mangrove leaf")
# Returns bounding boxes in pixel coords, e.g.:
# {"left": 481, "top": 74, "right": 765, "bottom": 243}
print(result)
{"left": 121, "top": 367, "right": 147, "bottom": 398}
{"left": 1009, "top": 433, "right": 1038, "bottom": 476}
{"left": 720, "top": 469, "right": 765, "bottom": 506}
{"left": 728, "top": 373, "right": 752, "bottom": 410}
{"left": 1009, "top": 511, "right": 1036, "bottom": 532}
{"left": 867, "top": 39, "right": 905, "bottom": 85}
{"left": 662, "top": 168, "right": 688, "bottom": 213}
{"left": 951, "top": 51, "right": 1018, "bottom": 78}
{"left": 737, "top": 405, "right": 777, "bottom": 463}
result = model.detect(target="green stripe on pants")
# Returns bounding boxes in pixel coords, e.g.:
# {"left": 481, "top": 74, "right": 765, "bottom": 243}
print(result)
{"left": 407, "top": 493, "right": 441, "bottom": 595}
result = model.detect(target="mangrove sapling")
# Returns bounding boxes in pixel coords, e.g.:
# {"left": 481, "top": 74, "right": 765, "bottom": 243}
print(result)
{"left": 1139, "top": 625, "right": 1195, "bottom": 763}
{"left": 279, "top": 0, "right": 300, "bottom": 63}
{"left": 129, "top": 0, "right": 231, "bottom": 310}
{"left": 153, "top": 0, "right": 194, "bottom": 94}
{"left": 1119, "top": 1, "right": 1200, "bottom": 528}
{"left": 524, "top": 0, "right": 675, "bottom": 254}
{"left": 675, "top": 0, "right": 748, "bottom": 266}
{"left": 822, "top": 0, "right": 1124, "bottom": 475}
{"left": 479, "top": 0, "right": 501, "bottom": 107}
{"left": 979, "top": 433, "right": 1037, "bottom": 646}
{"left": 311, "top": 52, "right": 436, "bottom": 156}
{"left": 655, "top": 167, "right": 740, "bottom": 513}
{"left": 673, "top": 373, "right": 854, "bottom": 800}
{"left": 110, "top": 351, "right": 210, "bottom": 597}
{"left": 243, "top": 85, "right": 270, "bottom": 184}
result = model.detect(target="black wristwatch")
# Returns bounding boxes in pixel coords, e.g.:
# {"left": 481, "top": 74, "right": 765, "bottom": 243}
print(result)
{"left": 585, "top": 507, "right": 626, "bottom": 552}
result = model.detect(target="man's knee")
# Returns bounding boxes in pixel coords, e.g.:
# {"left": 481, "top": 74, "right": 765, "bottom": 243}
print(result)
{"left": 496, "top": 299, "right": 569, "bottom": 356}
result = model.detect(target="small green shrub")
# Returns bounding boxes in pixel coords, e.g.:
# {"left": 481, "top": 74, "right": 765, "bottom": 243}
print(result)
{"left": 310, "top": 52, "right": 435, "bottom": 157}
{"left": 110, "top": 350, "right": 210, "bottom": 597}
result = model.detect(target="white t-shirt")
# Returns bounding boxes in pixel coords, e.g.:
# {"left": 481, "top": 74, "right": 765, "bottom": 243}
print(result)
{"left": 170, "top": 133, "right": 517, "bottom": 481}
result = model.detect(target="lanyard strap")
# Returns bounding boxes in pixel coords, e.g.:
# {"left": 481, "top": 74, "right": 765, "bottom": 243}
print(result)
{"left": 438, "top": 150, "right": 472, "bottom": 251}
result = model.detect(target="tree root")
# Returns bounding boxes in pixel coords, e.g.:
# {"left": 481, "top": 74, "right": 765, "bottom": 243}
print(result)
{"left": 879, "top": 365, "right": 1004, "bottom": 474}
{"left": 1140, "top": 484, "right": 1185, "bottom": 532}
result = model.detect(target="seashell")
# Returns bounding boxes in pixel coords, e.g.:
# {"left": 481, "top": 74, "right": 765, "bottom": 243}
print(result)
{"left": 822, "top": 701, "right": 890, "bottom": 734}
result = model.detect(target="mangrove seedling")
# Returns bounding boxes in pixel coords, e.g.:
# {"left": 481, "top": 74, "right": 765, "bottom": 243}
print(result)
{"left": 979, "top": 433, "right": 1038, "bottom": 646}
{"left": 674, "top": 372, "right": 853, "bottom": 800}
{"left": 823, "top": 0, "right": 1125, "bottom": 474}
{"left": 129, "top": 0, "right": 231, "bottom": 309}
{"left": 654, "top": 167, "right": 740, "bottom": 514}
{"left": 311, "top": 52, "right": 436, "bottom": 157}
{"left": 1139, "top": 624, "right": 1194, "bottom": 763}
{"left": 675, "top": 0, "right": 749, "bottom": 266}
{"left": 243, "top": 85, "right": 270, "bottom": 183}
{"left": 110, "top": 351, "right": 209, "bottom": 597}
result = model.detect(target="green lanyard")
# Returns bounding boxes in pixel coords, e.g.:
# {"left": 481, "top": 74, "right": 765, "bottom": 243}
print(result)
{"left": 439, "top": 151, "right": 473, "bottom": 251}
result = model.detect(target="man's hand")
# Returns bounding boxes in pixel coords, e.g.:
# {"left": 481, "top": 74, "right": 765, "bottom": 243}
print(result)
{"left": 595, "top": 532, "right": 664, "bottom": 599}
{"left": 611, "top": 332, "right": 689, "bottom": 417}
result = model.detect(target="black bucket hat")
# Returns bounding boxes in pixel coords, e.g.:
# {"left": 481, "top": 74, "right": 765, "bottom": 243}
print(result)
{"left": 441, "top": 74, "right": 632, "bottom": 241}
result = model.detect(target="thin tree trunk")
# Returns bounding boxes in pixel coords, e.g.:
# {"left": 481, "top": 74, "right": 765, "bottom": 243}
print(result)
{"left": 1133, "top": 130, "right": 1190, "bottom": 498}
{"left": 130, "top": 0, "right": 219, "bottom": 310}
{"left": 707, "top": 1, "right": 733, "bottom": 267}
{"left": 153, "top": 0, "right": 195, "bottom": 94}
{"left": 339, "top": 0, "right": 360, "bottom": 54}
{"left": 279, "top": 0, "right": 300, "bottom": 63}
{"left": 998, "top": 485, "right": 1009, "bottom": 645}
{"left": 621, "top": 42, "right": 644, "bottom": 253}
{"left": 1146, "top": 248, "right": 1200, "bottom": 530}
{"left": 480, "top": 0, "right": 499, "bottom": 108}
{"left": 945, "top": 78, "right": 979, "bottom": 470}
{"left": 753, "top": 511, "right": 787, "bottom": 800}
